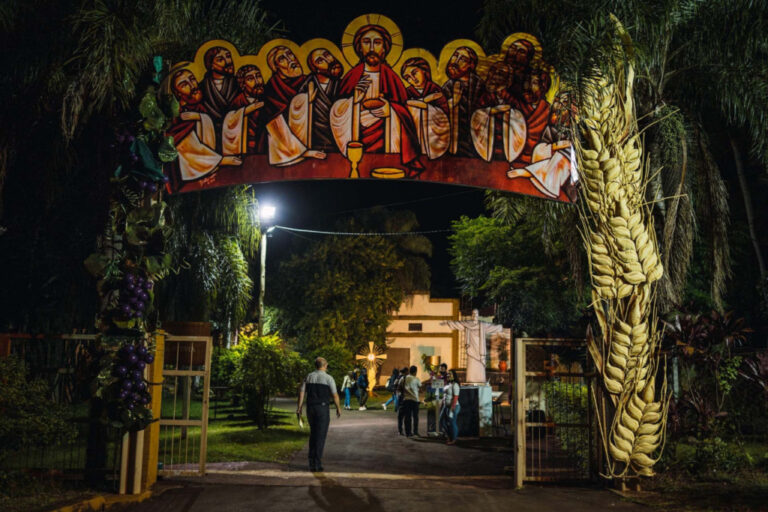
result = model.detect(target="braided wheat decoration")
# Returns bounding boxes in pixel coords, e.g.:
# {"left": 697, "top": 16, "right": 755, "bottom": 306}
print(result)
{"left": 576, "top": 23, "right": 670, "bottom": 480}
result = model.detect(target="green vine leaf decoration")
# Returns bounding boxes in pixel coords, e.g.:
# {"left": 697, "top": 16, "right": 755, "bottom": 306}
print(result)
{"left": 158, "top": 136, "right": 178, "bottom": 162}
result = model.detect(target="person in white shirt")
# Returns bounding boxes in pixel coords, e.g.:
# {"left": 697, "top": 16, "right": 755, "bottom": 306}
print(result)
{"left": 441, "top": 369, "right": 462, "bottom": 445}
{"left": 341, "top": 371, "right": 355, "bottom": 410}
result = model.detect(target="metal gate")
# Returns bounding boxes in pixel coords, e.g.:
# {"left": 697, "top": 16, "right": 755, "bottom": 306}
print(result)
{"left": 514, "top": 338, "right": 593, "bottom": 485}
{"left": 158, "top": 334, "right": 212, "bottom": 476}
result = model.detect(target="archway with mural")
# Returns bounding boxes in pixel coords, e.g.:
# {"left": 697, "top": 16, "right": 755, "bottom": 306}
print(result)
{"left": 86, "top": 13, "right": 666, "bottom": 495}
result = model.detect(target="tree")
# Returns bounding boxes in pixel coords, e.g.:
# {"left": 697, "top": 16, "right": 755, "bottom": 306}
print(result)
{"left": 272, "top": 234, "right": 407, "bottom": 355}
{"left": 449, "top": 211, "right": 587, "bottom": 335}
{"left": 0, "top": 356, "right": 76, "bottom": 467}
{"left": 0, "top": 0, "right": 277, "bottom": 333}
{"left": 155, "top": 186, "right": 260, "bottom": 339}
{"left": 345, "top": 207, "right": 433, "bottom": 293}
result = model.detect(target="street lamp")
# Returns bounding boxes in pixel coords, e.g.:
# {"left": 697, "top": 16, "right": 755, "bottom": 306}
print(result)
{"left": 258, "top": 204, "right": 276, "bottom": 337}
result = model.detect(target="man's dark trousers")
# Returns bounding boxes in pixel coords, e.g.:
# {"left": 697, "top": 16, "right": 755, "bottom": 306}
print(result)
{"left": 397, "top": 397, "right": 407, "bottom": 434}
{"left": 307, "top": 404, "right": 330, "bottom": 469}
{"left": 403, "top": 399, "right": 419, "bottom": 436}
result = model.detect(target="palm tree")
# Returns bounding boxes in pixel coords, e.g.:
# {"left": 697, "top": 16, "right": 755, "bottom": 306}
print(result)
{"left": 156, "top": 186, "right": 260, "bottom": 341}
{"left": 0, "top": 0, "right": 278, "bottom": 332}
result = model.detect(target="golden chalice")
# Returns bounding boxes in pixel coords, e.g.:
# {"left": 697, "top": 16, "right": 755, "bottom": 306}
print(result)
{"left": 346, "top": 141, "right": 363, "bottom": 178}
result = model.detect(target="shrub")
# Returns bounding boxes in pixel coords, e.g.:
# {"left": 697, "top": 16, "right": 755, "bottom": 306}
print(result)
{"left": 541, "top": 380, "right": 590, "bottom": 474}
{"left": 232, "top": 333, "right": 309, "bottom": 429}
{"left": 0, "top": 356, "right": 77, "bottom": 468}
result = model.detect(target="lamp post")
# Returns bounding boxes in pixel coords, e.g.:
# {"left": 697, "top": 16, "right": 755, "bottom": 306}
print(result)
{"left": 258, "top": 204, "right": 276, "bottom": 337}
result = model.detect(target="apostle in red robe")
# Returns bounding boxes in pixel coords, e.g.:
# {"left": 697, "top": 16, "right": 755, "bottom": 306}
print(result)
{"left": 512, "top": 70, "right": 552, "bottom": 167}
{"left": 256, "top": 46, "right": 325, "bottom": 166}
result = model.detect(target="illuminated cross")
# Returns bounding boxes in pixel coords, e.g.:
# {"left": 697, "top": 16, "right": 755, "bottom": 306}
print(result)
{"left": 355, "top": 341, "right": 387, "bottom": 394}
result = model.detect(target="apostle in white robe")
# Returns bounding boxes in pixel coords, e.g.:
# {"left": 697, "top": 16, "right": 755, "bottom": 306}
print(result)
{"left": 470, "top": 63, "right": 527, "bottom": 163}
{"left": 169, "top": 69, "right": 241, "bottom": 181}
{"left": 257, "top": 46, "right": 326, "bottom": 166}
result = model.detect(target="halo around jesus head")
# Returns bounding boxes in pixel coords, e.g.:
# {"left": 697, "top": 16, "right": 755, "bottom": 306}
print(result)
{"left": 341, "top": 13, "right": 404, "bottom": 68}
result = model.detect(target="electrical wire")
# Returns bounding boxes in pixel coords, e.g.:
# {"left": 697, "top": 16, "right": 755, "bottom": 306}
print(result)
{"left": 271, "top": 225, "right": 452, "bottom": 237}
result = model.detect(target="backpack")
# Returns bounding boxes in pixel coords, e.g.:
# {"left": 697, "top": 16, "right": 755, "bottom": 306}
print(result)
{"left": 386, "top": 375, "right": 396, "bottom": 392}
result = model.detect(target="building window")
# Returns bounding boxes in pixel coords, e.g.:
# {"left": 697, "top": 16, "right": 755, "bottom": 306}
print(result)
{"left": 408, "top": 323, "right": 423, "bottom": 332}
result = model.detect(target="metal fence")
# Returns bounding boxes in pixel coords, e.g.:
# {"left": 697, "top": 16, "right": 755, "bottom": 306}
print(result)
{"left": 2, "top": 333, "right": 122, "bottom": 490}
{"left": 514, "top": 338, "right": 595, "bottom": 485}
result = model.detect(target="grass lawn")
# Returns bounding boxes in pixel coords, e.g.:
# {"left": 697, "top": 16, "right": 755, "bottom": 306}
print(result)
{"left": 206, "top": 401, "right": 308, "bottom": 463}
{"left": 158, "top": 396, "right": 309, "bottom": 465}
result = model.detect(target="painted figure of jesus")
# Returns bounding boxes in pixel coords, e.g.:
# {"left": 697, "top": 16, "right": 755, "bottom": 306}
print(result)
{"left": 330, "top": 24, "right": 422, "bottom": 173}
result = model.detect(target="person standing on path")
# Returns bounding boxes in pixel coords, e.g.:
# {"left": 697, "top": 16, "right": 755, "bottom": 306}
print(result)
{"left": 341, "top": 371, "right": 355, "bottom": 410}
{"left": 396, "top": 367, "right": 408, "bottom": 434}
{"left": 403, "top": 365, "right": 422, "bottom": 437}
{"left": 297, "top": 357, "right": 341, "bottom": 472}
{"left": 441, "top": 369, "right": 461, "bottom": 445}
{"left": 357, "top": 368, "right": 369, "bottom": 410}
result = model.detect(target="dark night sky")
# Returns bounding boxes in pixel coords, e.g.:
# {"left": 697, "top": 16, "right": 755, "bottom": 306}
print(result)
{"left": 252, "top": 0, "right": 493, "bottom": 297}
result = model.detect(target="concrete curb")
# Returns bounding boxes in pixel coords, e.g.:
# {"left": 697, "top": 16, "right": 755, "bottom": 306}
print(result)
{"left": 49, "top": 489, "right": 153, "bottom": 512}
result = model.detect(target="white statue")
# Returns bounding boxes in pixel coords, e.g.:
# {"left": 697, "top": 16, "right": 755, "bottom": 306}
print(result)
{"left": 442, "top": 309, "right": 504, "bottom": 384}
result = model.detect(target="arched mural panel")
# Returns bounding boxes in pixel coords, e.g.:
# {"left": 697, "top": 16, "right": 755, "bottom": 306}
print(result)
{"left": 165, "top": 14, "right": 577, "bottom": 202}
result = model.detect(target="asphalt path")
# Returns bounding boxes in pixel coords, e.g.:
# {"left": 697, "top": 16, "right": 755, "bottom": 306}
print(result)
{"left": 116, "top": 398, "right": 648, "bottom": 511}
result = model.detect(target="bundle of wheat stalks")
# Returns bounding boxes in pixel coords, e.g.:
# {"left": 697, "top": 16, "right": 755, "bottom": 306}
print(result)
{"left": 575, "top": 38, "right": 671, "bottom": 479}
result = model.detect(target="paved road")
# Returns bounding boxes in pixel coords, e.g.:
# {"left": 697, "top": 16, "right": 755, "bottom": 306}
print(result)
{"left": 117, "top": 399, "right": 648, "bottom": 511}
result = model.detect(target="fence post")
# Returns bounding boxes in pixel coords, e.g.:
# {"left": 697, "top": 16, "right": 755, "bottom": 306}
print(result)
{"left": 142, "top": 330, "right": 165, "bottom": 490}
{"left": 514, "top": 337, "right": 525, "bottom": 487}
{"left": 0, "top": 334, "right": 10, "bottom": 357}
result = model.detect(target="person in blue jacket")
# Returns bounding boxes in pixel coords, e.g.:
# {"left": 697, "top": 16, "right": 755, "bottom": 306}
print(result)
{"left": 356, "top": 368, "right": 369, "bottom": 411}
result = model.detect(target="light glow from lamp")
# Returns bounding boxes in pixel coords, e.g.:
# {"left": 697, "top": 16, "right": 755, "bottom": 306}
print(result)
{"left": 260, "top": 204, "right": 276, "bottom": 221}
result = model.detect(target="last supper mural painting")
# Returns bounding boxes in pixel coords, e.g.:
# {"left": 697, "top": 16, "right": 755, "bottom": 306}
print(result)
{"left": 165, "top": 13, "right": 578, "bottom": 201}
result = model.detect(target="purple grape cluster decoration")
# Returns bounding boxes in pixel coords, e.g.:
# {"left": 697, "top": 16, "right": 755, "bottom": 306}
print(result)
{"left": 116, "top": 272, "right": 154, "bottom": 320}
{"left": 113, "top": 342, "right": 155, "bottom": 410}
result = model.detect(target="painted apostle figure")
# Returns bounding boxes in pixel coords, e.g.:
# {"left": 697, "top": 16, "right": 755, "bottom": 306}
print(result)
{"left": 223, "top": 65, "right": 265, "bottom": 155}
{"left": 259, "top": 45, "right": 326, "bottom": 166}
{"left": 441, "top": 47, "right": 487, "bottom": 157}
{"left": 199, "top": 46, "right": 241, "bottom": 142}
{"left": 470, "top": 62, "right": 527, "bottom": 163}
{"left": 292, "top": 48, "right": 344, "bottom": 152}
{"left": 168, "top": 69, "right": 241, "bottom": 181}
{"left": 330, "top": 24, "right": 422, "bottom": 174}
{"left": 506, "top": 71, "right": 574, "bottom": 199}
{"left": 400, "top": 57, "right": 450, "bottom": 160}
{"left": 503, "top": 39, "right": 536, "bottom": 105}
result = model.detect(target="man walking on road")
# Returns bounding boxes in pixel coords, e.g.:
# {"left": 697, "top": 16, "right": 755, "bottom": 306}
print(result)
{"left": 297, "top": 357, "right": 341, "bottom": 472}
